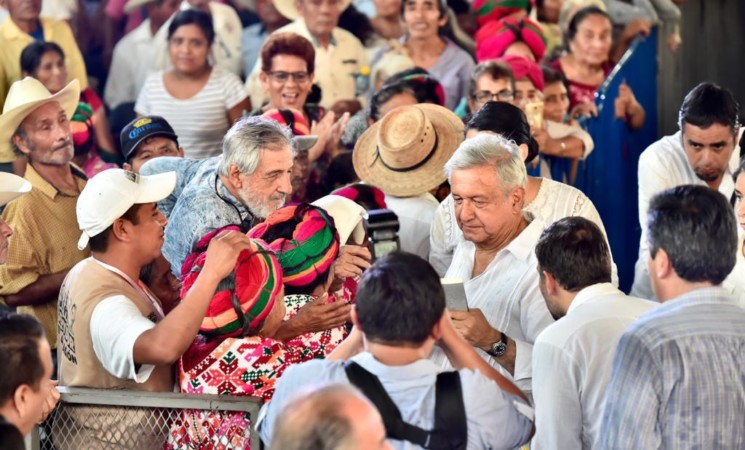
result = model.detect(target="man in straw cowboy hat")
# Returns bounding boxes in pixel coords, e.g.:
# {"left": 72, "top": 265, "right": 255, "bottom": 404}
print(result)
{"left": 0, "top": 77, "right": 89, "bottom": 363}
{"left": 353, "top": 103, "right": 464, "bottom": 260}
{"left": 245, "top": 0, "right": 367, "bottom": 109}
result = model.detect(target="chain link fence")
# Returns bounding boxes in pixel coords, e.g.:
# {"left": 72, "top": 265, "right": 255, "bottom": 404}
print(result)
{"left": 31, "top": 387, "right": 264, "bottom": 450}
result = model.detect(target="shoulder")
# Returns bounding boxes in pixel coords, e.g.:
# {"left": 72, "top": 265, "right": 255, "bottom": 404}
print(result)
{"left": 334, "top": 27, "right": 365, "bottom": 49}
{"left": 640, "top": 132, "right": 684, "bottom": 163}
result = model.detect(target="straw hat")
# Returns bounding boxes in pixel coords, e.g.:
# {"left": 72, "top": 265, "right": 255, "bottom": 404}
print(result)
{"left": 353, "top": 104, "right": 464, "bottom": 197}
{"left": 274, "top": 0, "right": 351, "bottom": 21}
{"left": 0, "top": 173, "right": 31, "bottom": 207}
{"left": 0, "top": 78, "right": 80, "bottom": 159}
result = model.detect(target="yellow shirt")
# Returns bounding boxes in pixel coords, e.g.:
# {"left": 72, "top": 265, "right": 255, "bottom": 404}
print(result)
{"left": 0, "top": 17, "right": 89, "bottom": 109}
{"left": 0, "top": 164, "right": 89, "bottom": 349}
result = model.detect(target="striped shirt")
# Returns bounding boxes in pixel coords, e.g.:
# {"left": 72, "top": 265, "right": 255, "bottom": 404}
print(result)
{"left": 599, "top": 286, "right": 745, "bottom": 450}
{"left": 135, "top": 67, "right": 247, "bottom": 159}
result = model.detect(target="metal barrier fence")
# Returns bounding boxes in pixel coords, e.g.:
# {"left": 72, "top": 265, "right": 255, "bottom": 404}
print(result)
{"left": 30, "top": 387, "right": 264, "bottom": 450}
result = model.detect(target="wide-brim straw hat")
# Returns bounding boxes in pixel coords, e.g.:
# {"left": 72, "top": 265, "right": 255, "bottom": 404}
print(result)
{"left": 353, "top": 104, "right": 464, "bottom": 197}
{"left": 0, "top": 172, "right": 31, "bottom": 206}
{"left": 0, "top": 78, "right": 80, "bottom": 159}
{"left": 274, "top": 0, "right": 351, "bottom": 21}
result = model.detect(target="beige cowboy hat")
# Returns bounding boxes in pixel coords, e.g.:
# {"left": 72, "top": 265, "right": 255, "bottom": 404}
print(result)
{"left": 0, "top": 172, "right": 31, "bottom": 207}
{"left": 274, "top": 0, "right": 351, "bottom": 21}
{"left": 353, "top": 104, "right": 464, "bottom": 198}
{"left": 0, "top": 77, "right": 80, "bottom": 159}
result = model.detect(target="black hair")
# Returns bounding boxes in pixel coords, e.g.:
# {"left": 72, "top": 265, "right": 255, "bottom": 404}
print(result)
{"left": 400, "top": 0, "right": 447, "bottom": 19}
{"left": 466, "top": 101, "right": 540, "bottom": 163}
{"left": 678, "top": 82, "right": 740, "bottom": 135}
{"left": 0, "top": 313, "right": 46, "bottom": 407}
{"left": 259, "top": 203, "right": 339, "bottom": 295}
{"left": 535, "top": 217, "right": 612, "bottom": 292}
{"left": 88, "top": 204, "right": 143, "bottom": 253}
{"left": 20, "top": 41, "right": 65, "bottom": 75}
{"left": 565, "top": 6, "right": 611, "bottom": 50}
{"left": 542, "top": 65, "right": 568, "bottom": 92}
{"left": 355, "top": 252, "right": 445, "bottom": 345}
{"left": 0, "top": 418, "right": 24, "bottom": 450}
{"left": 468, "top": 60, "right": 515, "bottom": 98}
{"left": 384, "top": 67, "right": 444, "bottom": 105}
{"left": 734, "top": 155, "right": 745, "bottom": 181}
{"left": 338, "top": 4, "right": 376, "bottom": 46}
{"left": 168, "top": 9, "right": 215, "bottom": 45}
{"left": 369, "top": 82, "right": 417, "bottom": 122}
{"left": 325, "top": 152, "right": 358, "bottom": 190}
{"left": 647, "top": 185, "right": 737, "bottom": 284}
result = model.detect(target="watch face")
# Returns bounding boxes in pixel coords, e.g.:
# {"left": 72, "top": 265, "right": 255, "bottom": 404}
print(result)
{"left": 490, "top": 341, "right": 507, "bottom": 357}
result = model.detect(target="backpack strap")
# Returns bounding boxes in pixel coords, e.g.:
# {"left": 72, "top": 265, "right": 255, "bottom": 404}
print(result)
{"left": 432, "top": 371, "right": 468, "bottom": 450}
{"left": 344, "top": 361, "right": 432, "bottom": 447}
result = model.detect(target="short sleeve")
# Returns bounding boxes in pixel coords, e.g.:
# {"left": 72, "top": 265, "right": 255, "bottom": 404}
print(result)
{"left": 90, "top": 296, "right": 157, "bottom": 382}
{"left": 134, "top": 75, "right": 155, "bottom": 116}
{"left": 219, "top": 70, "right": 249, "bottom": 110}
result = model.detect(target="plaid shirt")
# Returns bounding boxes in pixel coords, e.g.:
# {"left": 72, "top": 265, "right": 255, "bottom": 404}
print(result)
{"left": 599, "top": 286, "right": 745, "bottom": 449}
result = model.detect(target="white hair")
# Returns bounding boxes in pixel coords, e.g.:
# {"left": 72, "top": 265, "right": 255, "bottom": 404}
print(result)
{"left": 218, "top": 116, "right": 294, "bottom": 177}
{"left": 444, "top": 133, "right": 527, "bottom": 195}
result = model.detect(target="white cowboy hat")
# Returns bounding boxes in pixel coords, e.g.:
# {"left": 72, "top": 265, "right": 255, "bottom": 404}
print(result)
{"left": 0, "top": 77, "right": 80, "bottom": 159}
{"left": 274, "top": 0, "right": 351, "bottom": 21}
{"left": 0, "top": 172, "right": 31, "bottom": 207}
{"left": 353, "top": 104, "right": 464, "bottom": 197}
{"left": 312, "top": 195, "right": 366, "bottom": 245}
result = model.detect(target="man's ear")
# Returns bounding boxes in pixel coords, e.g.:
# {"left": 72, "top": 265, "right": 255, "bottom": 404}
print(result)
{"left": 652, "top": 247, "right": 673, "bottom": 280}
{"left": 511, "top": 186, "right": 525, "bottom": 213}
{"left": 12, "top": 384, "right": 32, "bottom": 418}
{"left": 226, "top": 164, "right": 243, "bottom": 189}
{"left": 543, "top": 270, "right": 559, "bottom": 296}
{"left": 177, "top": 147, "right": 185, "bottom": 158}
{"left": 11, "top": 133, "right": 31, "bottom": 156}
{"left": 123, "top": 162, "right": 132, "bottom": 171}
{"left": 430, "top": 316, "right": 443, "bottom": 341}
{"left": 111, "top": 218, "right": 132, "bottom": 243}
{"left": 350, "top": 306, "right": 362, "bottom": 331}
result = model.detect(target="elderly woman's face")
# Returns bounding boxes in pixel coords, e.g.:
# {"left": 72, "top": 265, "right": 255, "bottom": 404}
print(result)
{"left": 168, "top": 23, "right": 211, "bottom": 75}
{"left": 569, "top": 14, "right": 612, "bottom": 66}
{"left": 261, "top": 54, "right": 314, "bottom": 111}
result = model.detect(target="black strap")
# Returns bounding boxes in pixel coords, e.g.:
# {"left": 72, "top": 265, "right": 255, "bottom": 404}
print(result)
{"left": 344, "top": 362, "right": 467, "bottom": 449}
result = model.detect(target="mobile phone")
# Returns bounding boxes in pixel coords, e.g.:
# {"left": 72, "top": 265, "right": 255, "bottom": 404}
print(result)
{"left": 525, "top": 101, "right": 544, "bottom": 129}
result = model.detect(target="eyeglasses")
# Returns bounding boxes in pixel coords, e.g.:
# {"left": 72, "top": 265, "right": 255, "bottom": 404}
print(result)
{"left": 266, "top": 71, "right": 311, "bottom": 84}
{"left": 473, "top": 90, "right": 514, "bottom": 103}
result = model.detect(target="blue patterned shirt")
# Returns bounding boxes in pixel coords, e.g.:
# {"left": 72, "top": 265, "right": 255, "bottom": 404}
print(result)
{"left": 599, "top": 286, "right": 745, "bottom": 449}
{"left": 141, "top": 156, "right": 254, "bottom": 277}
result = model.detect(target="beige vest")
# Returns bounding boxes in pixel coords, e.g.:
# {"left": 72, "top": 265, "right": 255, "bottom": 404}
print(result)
{"left": 58, "top": 258, "right": 173, "bottom": 391}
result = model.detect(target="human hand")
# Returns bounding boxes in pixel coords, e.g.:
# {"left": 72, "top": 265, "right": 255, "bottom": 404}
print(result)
{"left": 667, "top": 31, "right": 681, "bottom": 52}
{"left": 333, "top": 245, "right": 372, "bottom": 280}
{"left": 202, "top": 230, "right": 254, "bottom": 282}
{"left": 278, "top": 293, "right": 352, "bottom": 339}
{"left": 531, "top": 125, "right": 549, "bottom": 152}
{"left": 38, "top": 380, "right": 60, "bottom": 423}
{"left": 615, "top": 82, "right": 642, "bottom": 120}
{"left": 450, "top": 308, "right": 500, "bottom": 350}
{"left": 624, "top": 18, "right": 652, "bottom": 39}
{"left": 570, "top": 102, "right": 598, "bottom": 120}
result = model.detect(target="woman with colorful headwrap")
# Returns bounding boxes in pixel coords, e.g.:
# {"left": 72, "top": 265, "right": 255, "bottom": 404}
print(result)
{"left": 475, "top": 16, "right": 548, "bottom": 63}
{"left": 248, "top": 203, "right": 353, "bottom": 353}
{"left": 168, "top": 228, "right": 321, "bottom": 449}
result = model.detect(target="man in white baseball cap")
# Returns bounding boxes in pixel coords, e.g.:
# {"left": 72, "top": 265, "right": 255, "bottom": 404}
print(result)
{"left": 56, "top": 168, "right": 253, "bottom": 447}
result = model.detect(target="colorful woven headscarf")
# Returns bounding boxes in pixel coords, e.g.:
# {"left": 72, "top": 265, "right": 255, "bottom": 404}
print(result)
{"left": 261, "top": 108, "right": 311, "bottom": 136}
{"left": 498, "top": 54, "right": 545, "bottom": 91}
{"left": 248, "top": 204, "right": 340, "bottom": 293}
{"left": 332, "top": 183, "right": 387, "bottom": 211}
{"left": 476, "top": 17, "right": 547, "bottom": 63}
{"left": 181, "top": 226, "right": 284, "bottom": 339}
{"left": 472, "top": 0, "right": 531, "bottom": 27}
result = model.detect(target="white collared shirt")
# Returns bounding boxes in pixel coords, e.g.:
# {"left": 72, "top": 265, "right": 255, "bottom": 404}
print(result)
{"left": 442, "top": 216, "right": 555, "bottom": 393}
{"left": 385, "top": 192, "right": 439, "bottom": 260}
{"left": 531, "top": 283, "right": 656, "bottom": 450}
{"left": 631, "top": 130, "right": 741, "bottom": 299}
{"left": 104, "top": 19, "right": 158, "bottom": 109}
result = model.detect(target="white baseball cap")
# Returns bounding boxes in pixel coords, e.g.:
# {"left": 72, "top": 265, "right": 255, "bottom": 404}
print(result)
{"left": 76, "top": 169, "right": 177, "bottom": 250}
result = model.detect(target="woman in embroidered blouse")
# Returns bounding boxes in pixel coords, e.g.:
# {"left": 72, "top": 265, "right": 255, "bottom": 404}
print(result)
{"left": 135, "top": 9, "right": 250, "bottom": 159}
{"left": 549, "top": 6, "right": 645, "bottom": 129}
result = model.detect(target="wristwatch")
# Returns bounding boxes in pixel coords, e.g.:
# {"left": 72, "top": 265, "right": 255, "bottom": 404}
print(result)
{"left": 486, "top": 332, "right": 508, "bottom": 358}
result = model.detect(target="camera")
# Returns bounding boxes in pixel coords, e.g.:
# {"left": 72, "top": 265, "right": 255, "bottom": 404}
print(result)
{"left": 363, "top": 209, "right": 400, "bottom": 262}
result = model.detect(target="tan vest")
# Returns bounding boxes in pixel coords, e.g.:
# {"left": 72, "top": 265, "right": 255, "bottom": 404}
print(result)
{"left": 58, "top": 258, "right": 173, "bottom": 391}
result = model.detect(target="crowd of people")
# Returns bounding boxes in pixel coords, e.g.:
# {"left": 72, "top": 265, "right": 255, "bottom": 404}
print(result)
{"left": 0, "top": 0, "right": 743, "bottom": 449}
